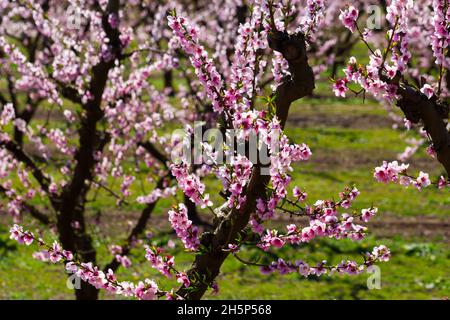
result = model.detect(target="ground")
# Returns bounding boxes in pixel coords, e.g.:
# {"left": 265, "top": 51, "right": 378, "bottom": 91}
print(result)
{"left": 0, "top": 97, "right": 449, "bottom": 300}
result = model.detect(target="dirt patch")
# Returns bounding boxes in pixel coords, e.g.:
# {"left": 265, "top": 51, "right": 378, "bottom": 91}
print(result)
{"left": 287, "top": 113, "right": 393, "bottom": 129}
{"left": 366, "top": 214, "right": 450, "bottom": 241}
{"left": 303, "top": 149, "right": 441, "bottom": 172}
{"left": 306, "top": 150, "right": 391, "bottom": 170}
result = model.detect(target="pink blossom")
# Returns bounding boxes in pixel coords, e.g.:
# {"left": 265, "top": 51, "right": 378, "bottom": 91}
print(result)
{"left": 116, "top": 255, "right": 132, "bottom": 268}
{"left": 370, "top": 245, "right": 391, "bottom": 262}
{"left": 438, "top": 176, "right": 448, "bottom": 189}
{"left": 333, "top": 79, "right": 348, "bottom": 97}
{"left": 145, "top": 247, "right": 174, "bottom": 278}
{"left": 339, "top": 6, "right": 359, "bottom": 33}
{"left": 414, "top": 171, "right": 431, "bottom": 190}
{"left": 9, "top": 224, "right": 33, "bottom": 245}
{"left": 361, "top": 208, "right": 378, "bottom": 222}
{"left": 176, "top": 272, "right": 190, "bottom": 288}
{"left": 168, "top": 203, "right": 200, "bottom": 251}
{"left": 293, "top": 186, "right": 307, "bottom": 202}
{"left": 420, "top": 84, "right": 434, "bottom": 99}
{"left": 374, "top": 161, "right": 409, "bottom": 183}
{"left": 134, "top": 279, "right": 158, "bottom": 300}
{"left": 426, "top": 145, "right": 436, "bottom": 158}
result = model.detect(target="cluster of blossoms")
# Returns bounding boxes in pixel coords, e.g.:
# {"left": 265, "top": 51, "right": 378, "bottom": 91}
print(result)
{"left": 0, "top": 2, "right": 206, "bottom": 302}
{"left": 246, "top": 118, "right": 312, "bottom": 234}
{"left": 246, "top": 123, "right": 312, "bottom": 234}
{"left": 145, "top": 246, "right": 175, "bottom": 278}
{"left": 168, "top": 14, "right": 224, "bottom": 113}
{"left": 136, "top": 186, "right": 177, "bottom": 205}
{"left": 430, "top": 0, "right": 450, "bottom": 69}
{"left": 168, "top": 203, "right": 200, "bottom": 251}
{"left": 167, "top": 6, "right": 314, "bottom": 225}
{"left": 333, "top": 0, "right": 450, "bottom": 104}
{"left": 217, "top": 154, "right": 253, "bottom": 209}
{"left": 332, "top": 78, "right": 348, "bottom": 98}
{"left": 332, "top": 0, "right": 450, "bottom": 194}
{"left": 258, "top": 187, "right": 377, "bottom": 252}
{"left": 335, "top": 53, "right": 398, "bottom": 102}
{"left": 271, "top": 51, "right": 290, "bottom": 87}
{"left": 65, "top": 262, "right": 162, "bottom": 300}
{"left": 170, "top": 163, "right": 213, "bottom": 209}
{"left": 374, "top": 161, "right": 449, "bottom": 190}
{"left": 0, "top": 0, "right": 186, "bottom": 219}
{"left": 10, "top": 225, "right": 155, "bottom": 298}
{"left": 227, "top": 9, "right": 267, "bottom": 111}
{"left": 300, "top": 0, "right": 327, "bottom": 40}
{"left": 334, "top": 0, "right": 415, "bottom": 102}
{"left": 9, "top": 224, "right": 34, "bottom": 246}
{"left": 293, "top": 186, "right": 308, "bottom": 202}
{"left": 386, "top": 0, "right": 414, "bottom": 75}
{"left": 145, "top": 247, "right": 190, "bottom": 288}
{"left": 260, "top": 245, "right": 391, "bottom": 277}
{"left": 115, "top": 255, "right": 132, "bottom": 269}
{"left": 269, "top": 125, "right": 313, "bottom": 195}
{"left": 398, "top": 137, "right": 426, "bottom": 162}
{"left": 0, "top": 36, "right": 62, "bottom": 105}
{"left": 9, "top": 224, "right": 189, "bottom": 300}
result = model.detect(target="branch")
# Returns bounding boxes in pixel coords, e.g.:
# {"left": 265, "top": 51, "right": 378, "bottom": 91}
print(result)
{"left": 56, "top": 81, "right": 83, "bottom": 104}
{"left": 177, "top": 30, "right": 315, "bottom": 300}
{"left": 6, "top": 76, "right": 18, "bottom": 110}
{"left": 138, "top": 141, "right": 169, "bottom": 168}
{"left": 22, "top": 202, "right": 52, "bottom": 225}
{"left": 0, "top": 139, "right": 51, "bottom": 193}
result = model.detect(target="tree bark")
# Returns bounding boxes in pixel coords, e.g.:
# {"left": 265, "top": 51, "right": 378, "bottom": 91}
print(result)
{"left": 396, "top": 84, "right": 450, "bottom": 176}
{"left": 14, "top": 98, "right": 39, "bottom": 146}
{"left": 74, "top": 282, "right": 99, "bottom": 300}
{"left": 164, "top": 70, "right": 175, "bottom": 97}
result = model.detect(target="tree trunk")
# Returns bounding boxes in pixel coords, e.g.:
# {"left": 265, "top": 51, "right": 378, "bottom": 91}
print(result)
{"left": 164, "top": 70, "right": 175, "bottom": 97}
{"left": 75, "top": 282, "right": 99, "bottom": 300}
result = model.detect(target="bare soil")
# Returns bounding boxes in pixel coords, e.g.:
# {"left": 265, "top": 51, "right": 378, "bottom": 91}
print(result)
{"left": 287, "top": 113, "right": 393, "bottom": 129}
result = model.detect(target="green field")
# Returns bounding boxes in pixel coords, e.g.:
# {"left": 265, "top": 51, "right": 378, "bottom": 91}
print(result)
{"left": 0, "top": 94, "right": 449, "bottom": 300}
